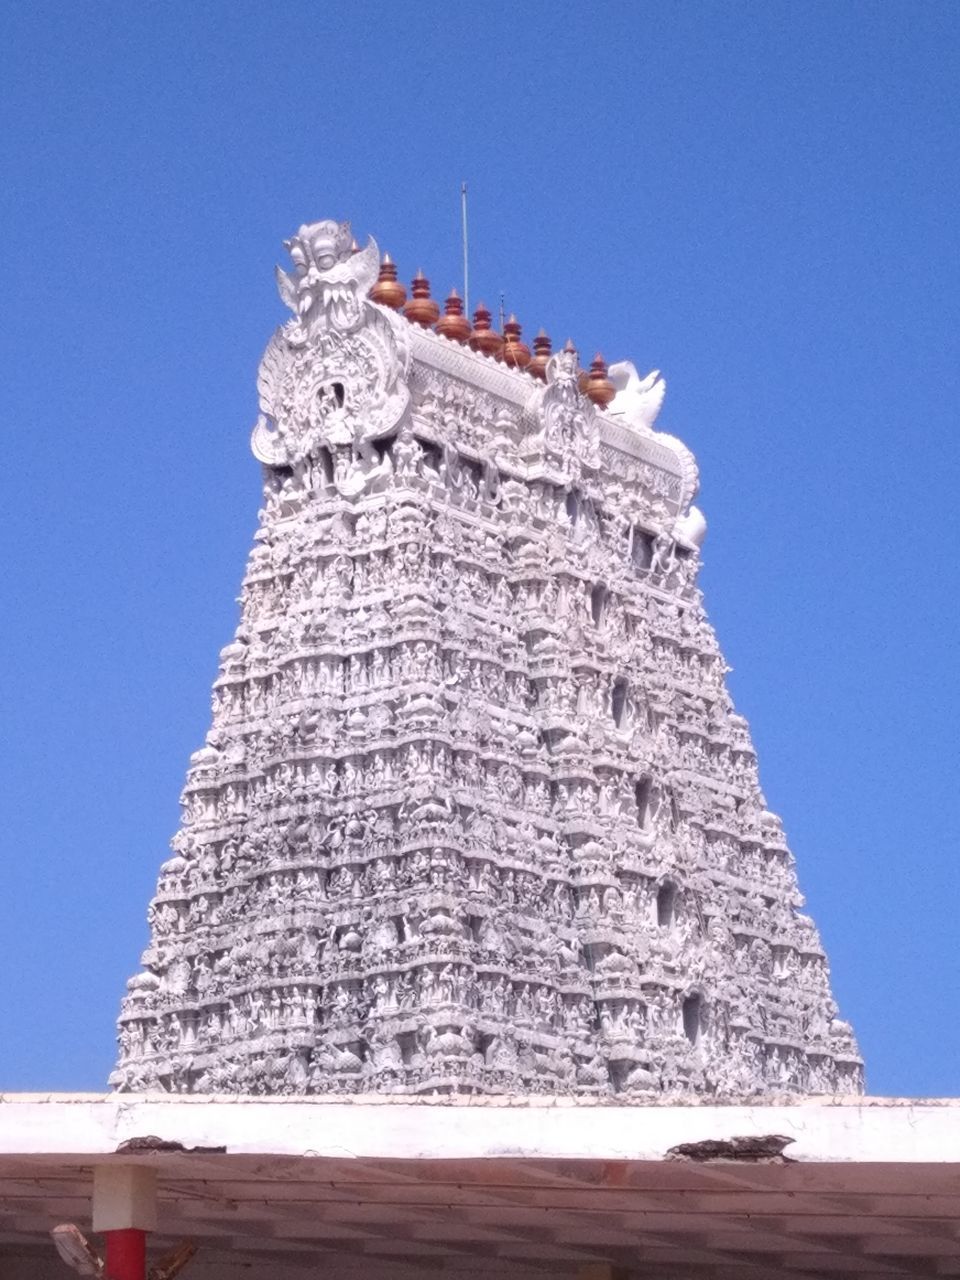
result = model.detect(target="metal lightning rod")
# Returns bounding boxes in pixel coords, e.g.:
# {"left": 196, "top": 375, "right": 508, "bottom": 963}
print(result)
{"left": 460, "top": 181, "right": 470, "bottom": 316}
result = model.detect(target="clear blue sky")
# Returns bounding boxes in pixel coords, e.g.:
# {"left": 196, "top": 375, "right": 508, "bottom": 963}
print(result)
{"left": 1, "top": 2, "right": 957, "bottom": 1096}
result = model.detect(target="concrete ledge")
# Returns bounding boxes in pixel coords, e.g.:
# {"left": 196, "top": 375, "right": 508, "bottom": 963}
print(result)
{"left": 1, "top": 1093, "right": 958, "bottom": 1162}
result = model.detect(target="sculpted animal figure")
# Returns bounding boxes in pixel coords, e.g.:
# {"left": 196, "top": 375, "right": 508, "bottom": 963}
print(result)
{"left": 275, "top": 219, "right": 380, "bottom": 332}
{"left": 607, "top": 360, "right": 666, "bottom": 431}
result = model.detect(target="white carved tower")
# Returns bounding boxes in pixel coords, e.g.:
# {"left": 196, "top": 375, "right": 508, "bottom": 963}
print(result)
{"left": 112, "top": 218, "right": 862, "bottom": 1097}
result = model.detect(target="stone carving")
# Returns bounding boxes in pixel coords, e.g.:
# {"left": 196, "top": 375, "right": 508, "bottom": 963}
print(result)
{"left": 251, "top": 219, "right": 410, "bottom": 487}
{"left": 529, "top": 343, "right": 601, "bottom": 476}
{"left": 608, "top": 361, "right": 667, "bottom": 432}
{"left": 112, "top": 217, "right": 863, "bottom": 1100}
{"left": 276, "top": 218, "right": 379, "bottom": 333}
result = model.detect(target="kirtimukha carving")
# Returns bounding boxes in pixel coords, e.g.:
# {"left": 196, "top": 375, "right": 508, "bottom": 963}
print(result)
{"left": 112, "top": 219, "right": 863, "bottom": 1099}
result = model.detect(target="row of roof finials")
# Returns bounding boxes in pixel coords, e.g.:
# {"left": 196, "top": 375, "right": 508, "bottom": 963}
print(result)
{"left": 370, "top": 255, "right": 618, "bottom": 408}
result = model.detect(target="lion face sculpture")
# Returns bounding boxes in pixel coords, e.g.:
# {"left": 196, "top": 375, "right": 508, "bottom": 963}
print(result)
{"left": 276, "top": 219, "right": 380, "bottom": 332}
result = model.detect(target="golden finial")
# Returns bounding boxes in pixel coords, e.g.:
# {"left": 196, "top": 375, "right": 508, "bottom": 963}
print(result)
{"left": 501, "top": 314, "right": 531, "bottom": 370}
{"left": 403, "top": 270, "right": 441, "bottom": 327}
{"left": 584, "top": 351, "right": 616, "bottom": 408}
{"left": 370, "top": 254, "right": 406, "bottom": 309}
{"left": 468, "top": 301, "right": 504, "bottom": 358}
{"left": 435, "top": 287, "right": 472, "bottom": 343}
{"left": 528, "top": 329, "right": 552, "bottom": 381}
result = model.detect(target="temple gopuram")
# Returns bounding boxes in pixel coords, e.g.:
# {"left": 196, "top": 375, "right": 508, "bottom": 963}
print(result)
{"left": 16, "top": 219, "right": 956, "bottom": 1280}
{"left": 111, "top": 218, "right": 861, "bottom": 1100}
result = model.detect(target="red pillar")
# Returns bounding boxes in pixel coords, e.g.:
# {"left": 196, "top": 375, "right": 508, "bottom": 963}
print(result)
{"left": 104, "top": 1227, "right": 147, "bottom": 1280}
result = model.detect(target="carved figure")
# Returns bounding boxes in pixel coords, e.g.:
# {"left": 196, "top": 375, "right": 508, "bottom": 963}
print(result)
{"left": 607, "top": 362, "right": 667, "bottom": 431}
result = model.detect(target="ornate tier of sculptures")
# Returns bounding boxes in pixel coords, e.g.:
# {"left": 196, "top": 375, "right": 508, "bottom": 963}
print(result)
{"left": 112, "top": 220, "right": 862, "bottom": 1098}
